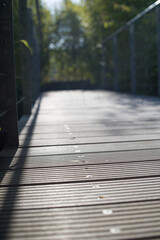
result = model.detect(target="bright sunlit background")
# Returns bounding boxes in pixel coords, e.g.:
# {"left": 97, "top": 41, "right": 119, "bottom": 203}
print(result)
{"left": 42, "top": 0, "right": 81, "bottom": 11}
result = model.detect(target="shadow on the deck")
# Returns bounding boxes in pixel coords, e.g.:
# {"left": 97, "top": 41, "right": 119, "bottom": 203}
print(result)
{"left": 0, "top": 95, "right": 42, "bottom": 240}
{"left": 98, "top": 92, "right": 160, "bottom": 122}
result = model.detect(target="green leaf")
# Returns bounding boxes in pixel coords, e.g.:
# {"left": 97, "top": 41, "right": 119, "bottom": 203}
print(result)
{"left": 20, "top": 40, "right": 33, "bottom": 55}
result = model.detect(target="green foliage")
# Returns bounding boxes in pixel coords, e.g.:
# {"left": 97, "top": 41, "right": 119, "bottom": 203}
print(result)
{"left": 84, "top": 0, "right": 155, "bottom": 37}
{"left": 13, "top": 0, "right": 54, "bottom": 84}
{"left": 83, "top": 0, "right": 157, "bottom": 87}
{"left": 47, "top": 0, "right": 156, "bottom": 86}
{"left": 13, "top": 0, "right": 157, "bottom": 90}
{"left": 27, "top": 0, "right": 55, "bottom": 83}
{"left": 50, "top": 1, "right": 92, "bottom": 82}
{"left": 20, "top": 40, "right": 33, "bottom": 54}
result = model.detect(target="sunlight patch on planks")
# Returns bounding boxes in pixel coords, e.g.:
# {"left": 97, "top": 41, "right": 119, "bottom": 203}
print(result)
{"left": 1, "top": 90, "right": 160, "bottom": 239}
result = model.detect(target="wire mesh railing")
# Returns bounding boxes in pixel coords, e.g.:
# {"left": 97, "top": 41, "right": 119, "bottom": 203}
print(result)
{"left": 101, "top": 0, "right": 160, "bottom": 96}
{"left": 0, "top": 0, "right": 41, "bottom": 148}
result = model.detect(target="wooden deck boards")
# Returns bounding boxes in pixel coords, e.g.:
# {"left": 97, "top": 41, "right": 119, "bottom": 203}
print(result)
{"left": 1, "top": 90, "right": 160, "bottom": 239}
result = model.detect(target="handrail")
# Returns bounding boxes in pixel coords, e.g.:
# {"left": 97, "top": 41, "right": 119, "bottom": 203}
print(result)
{"left": 102, "top": 0, "right": 160, "bottom": 44}
{"left": 0, "top": 109, "right": 10, "bottom": 119}
{"left": 0, "top": 73, "right": 8, "bottom": 77}
{"left": 0, "top": 74, "right": 24, "bottom": 78}
{"left": 16, "top": 76, "right": 24, "bottom": 79}
{"left": 17, "top": 96, "right": 26, "bottom": 105}
{"left": 99, "top": 0, "right": 160, "bottom": 95}
{"left": 0, "top": 96, "right": 25, "bottom": 120}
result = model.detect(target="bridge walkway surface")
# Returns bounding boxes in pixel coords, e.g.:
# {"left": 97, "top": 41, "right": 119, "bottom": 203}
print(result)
{"left": 0, "top": 90, "right": 160, "bottom": 239}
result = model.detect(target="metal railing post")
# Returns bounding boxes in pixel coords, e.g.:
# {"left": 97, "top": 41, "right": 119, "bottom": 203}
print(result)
{"left": 156, "top": 5, "right": 160, "bottom": 96}
{"left": 113, "top": 36, "right": 119, "bottom": 91}
{"left": 0, "top": 0, "right": 19, "bottom": 146}
{"left": 27, "top": 8, "right": 41, "bottom": 103}
{"left": 130, "top": 24, "right": 136, "bottom": 94}
{"left": 19, "top": 0, "right": 32, "bottom": 115}
{"left": 102, "top": 46, "right": 107, "bottom": 89}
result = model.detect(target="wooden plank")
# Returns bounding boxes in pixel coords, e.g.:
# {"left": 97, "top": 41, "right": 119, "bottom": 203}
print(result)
{"left": 19, "top": 128, "right": 160, "bottom": 139}
{"left": 19, "top": 122, "right": 160, "bottom": 134}
{"left": 2, "top": 90, "right": 160, "bottom": 239}
{"left": 19, "top": 118, "right": 160, "bottom": 126}
{"left": 18, "top": 91, "right": 160, "bottom": 125}
{"left": 1, "top": 160, "right": 160, "bottom": 186}
{"left": 1, "top": 148, "right": 160, "bottom": 170}
{"left": 2, "top": 140, "right": 160, "bottom": 157}
{"left": 19, "top": 125, "right": 160, "bottom": 135}
{"left": 0, "top": 177, "right": 160, "bottom": 210}
{"left": 19, "top": 134, "right": 160, "bottom": 147}
{"left": 0, "top": 201, "right": 160, "bottom": 239}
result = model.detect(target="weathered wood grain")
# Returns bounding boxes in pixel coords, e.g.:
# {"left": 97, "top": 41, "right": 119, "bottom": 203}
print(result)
{"left": 1, "top": 160, "right": 160, "bottom": 186}
{"left": 1, "top": 148, "right": 160, "bottom": 170}
{"left": 0, "top": 201, "right": 160, "bottom": 239}
{"left": 1, "top": 140, "right": 160, "bottom": 157}
{"left": 1, "top": 90, "right": 160, "bottom": 239}
{"left": 0, "top": 177, "right": 160, "bottom": 210}
{"left": 19, "top": 134, "right": 160, "bottom": 147}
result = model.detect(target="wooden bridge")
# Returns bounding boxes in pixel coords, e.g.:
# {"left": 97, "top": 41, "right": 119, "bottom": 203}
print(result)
{"left": 1, "top": 1, "right": 160, "bottom": 239}
{"left": 1, "top": 90, "right": 160, "bottom": 239}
